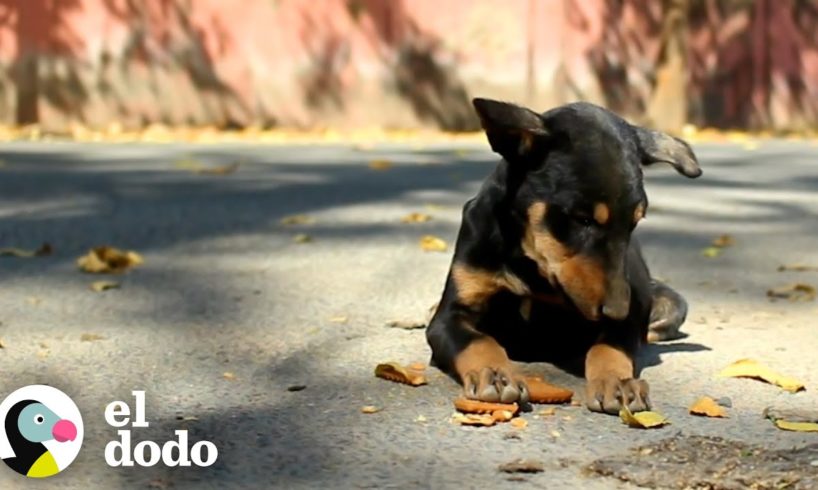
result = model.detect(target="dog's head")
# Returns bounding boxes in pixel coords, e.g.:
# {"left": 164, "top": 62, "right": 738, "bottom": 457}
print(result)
{"left": 473, "top": 98, "right": 701, "bottom": 321}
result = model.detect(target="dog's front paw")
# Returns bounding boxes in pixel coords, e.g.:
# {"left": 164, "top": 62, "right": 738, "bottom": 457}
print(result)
{"left": 462, "top": 367, "right": 529, "bottom": 404}
{"left": 585, "top": 377, "right": 650, "bottom": 414}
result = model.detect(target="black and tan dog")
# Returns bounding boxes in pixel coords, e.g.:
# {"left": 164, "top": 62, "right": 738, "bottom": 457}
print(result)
{"left": 426, "top": 98, "right": 701, "bottom": 414}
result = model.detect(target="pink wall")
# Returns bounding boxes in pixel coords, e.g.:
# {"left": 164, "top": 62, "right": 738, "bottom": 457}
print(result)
{"left": 0, "top": 0, "right": 816, "bottom": 131}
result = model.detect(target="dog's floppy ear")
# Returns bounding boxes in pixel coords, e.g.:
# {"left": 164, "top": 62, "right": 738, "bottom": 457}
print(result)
{"left": 472, "top": 98, "right": 549, "bottom": 161}
{"left": 633, "top": 126, "right": 702, "bottom": 178}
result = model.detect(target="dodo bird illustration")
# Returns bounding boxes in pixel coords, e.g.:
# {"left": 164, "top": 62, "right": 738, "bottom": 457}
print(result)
{"left": 3, "top": 399, "right": 77, "bottom": 478}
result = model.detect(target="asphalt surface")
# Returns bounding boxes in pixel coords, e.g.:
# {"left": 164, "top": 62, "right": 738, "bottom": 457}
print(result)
{"left": 0, "top": 140, "right": 817, "bottom": 489}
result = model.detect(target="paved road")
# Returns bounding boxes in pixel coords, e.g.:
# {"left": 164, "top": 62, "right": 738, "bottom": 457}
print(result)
{"left": 0, "top": 140, "right": 817, "bottom": 489}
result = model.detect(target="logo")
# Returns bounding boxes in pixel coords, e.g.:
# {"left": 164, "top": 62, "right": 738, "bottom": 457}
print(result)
{"left": 0, "top": 385, "right": 83, "bottom": 478}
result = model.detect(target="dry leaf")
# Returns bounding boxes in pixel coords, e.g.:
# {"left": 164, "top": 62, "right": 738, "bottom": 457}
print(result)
{"left": 0, "top": 242, "right": 52, "bottom": 258}
{"left": 386, "top": 319, "right": 425, "bottom": 330}
{"left": 712, "top": 234, "right": 735, "bottom": 248}
{"left": 539, "top": 407, "right": 557, "bottom": 417}
{"left": 368, "top": 159, "right": 392, "bottom": 170}
{"left": 329, "top": 315, "right": 348, "bottom": 324}
{"left": 419, "top": 235, "right": 447, "bottom": 252}
{"left": 454, "top": 397, "right": 519, "bottom": 415}
{"left": 766, "top": 283, "right": 816, "bottom": 302}
{"left": 293, "top": 234, "right": 312, "bottom": 244}
{"left": 719, "top": 358, "right": 805, "bottom": 392}
{"left": 374, "top": 362, "right": 427, "bottom": 386}
{"left": 498, "top": 459, "right": 544, "bottom": 474}
{"left": 689, "top": 396, "right": 729, "bottom": 418}
{"left": 80, "top": 333, "right": 106, "bottom": 342}
{"left": 524, "top": 376, "right": 574, "bottom": 404}
{"left": 223, "top": 372, "right": 236, "bottom": 381}
{"left": 777, "top": 264, "right": 818, "bottom": 272}
{"left": 619, "top": 406, "right": 670, "bottom": 429}
{"left": 773, "top": 420, "right": 818, "bottom": 432}
{"left": 400, "top": 212, "right": 432, "bottom": 223}
{"left": 510, "top": 418, "right": 528, "bottom": 429}
{"left": 491, "top": 410, "right": 514, "bottom": 422}
{"left": 361, "top": 405, "right": 380, "bottom": 414}
{"left": 77, "top": 246, "right": 143, "bottom": 274}
{"left": 416, "top": 415, "right": 427, "bottom": 423}
{"left": 280, "top": 214, "right": 316, "bottom": 226}
{"left": 702, "top": 247, "right": 722, "bottom": 258}
{"left": 90, "top": 280, "right": 120, "bottom": 292}
{"left": 452, "top": 413, "right": 495, "bottom": 427}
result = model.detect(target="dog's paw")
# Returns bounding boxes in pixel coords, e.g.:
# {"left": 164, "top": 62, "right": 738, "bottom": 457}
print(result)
{"left": 585, "top": 377, "right": 650, "bottom": 414}
{"left": 462, "top": 367, "right": 529, "bottom": 404}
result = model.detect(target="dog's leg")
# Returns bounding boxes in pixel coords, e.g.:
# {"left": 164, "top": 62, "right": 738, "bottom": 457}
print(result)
{"left": 426, "top": 266, "right": 530, "bottom": 404}
{"left": 648, "top": 279, "right": 688, "bottom": 342}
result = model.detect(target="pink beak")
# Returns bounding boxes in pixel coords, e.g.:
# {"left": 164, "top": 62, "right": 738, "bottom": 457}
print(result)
{"left": 52, "top": 419, "right": 77, "bottom": 442}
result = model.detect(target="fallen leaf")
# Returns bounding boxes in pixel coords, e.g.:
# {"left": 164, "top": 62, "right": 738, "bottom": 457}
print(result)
{"left": 452, "top": 413, "right": 495, "bottom": 427}
{"left": 223, "top": 372, "right": 236, "bottom": 381}
{"left": 712, "top": 234, "right": 735, "bottom": 247}
{"left": 279, "top": 214, "right": 316, "bottom": 226}
{"left": 773, "top": 420, "right": 818, "bottom": 432}
{"left": 0, "top": 242, "right": 52, "bottom": 258}
{"left": 491, "top": 410, "right": 514, "bottom": 422}
{"left": 386, "top": 319, "right": 425, "bottom": 330}
{"left": 368, "top": 159, "right": 392, "bottom": 170}
{"left": 689, "top": 396, "right": 729, "bottom": 418}
{"left": 80, "top": 333, "right": 106, "bottom": 342}
{"left": 766, "top": 283, "right": 816, "bottom": 302}
{"left": 619, "top": 406, "right": 670, "bottom": 429}
{"left": 400, "top": 212, "right": 432, "bottom": 223}
{"left": 407, "top": 362, "right": 426, "bottom": 371}
{"left": 510, "top": 418, "right": 528, "bottom": 429}
{"left": 498, "top": 459, "right": 544, "bottom": 474}
{"left": 329, "top": 315, "right": 348, "bottom": 324}
{"left": 539, "top": 407, "right": 557, "bottom": 417}
{"left": 719, "top": 358, "right": 805, "bottom": 392}
{"left": 0, "top": 338, "right": 5, "bottom": 348}
{"left": 90, "top": 280, "right": 120, "bottom": 292}
{"left": 361, "top": 405, "right": 380, "bottom": 414}
{"left": 550, "top": 430, "right": 561, "bottom": 438}
{"left": 702, "top": 246, "right": 722, "bottom": 258}
{"left": 374, "top": 362, "right": 427, "bottom": 386}
{"left": 454, "top": 397, "right": 520, "bottom": 415}
{"left": 524, "top": 376, "right": 574, "bottom": 404}
{"left": 77, "top": 246, "right": 143, "bottom": 274}
{"left": 777, "top": 264, "right": 818, "bottom": 272}
{"left": 415, "top": 415, "right": 427, "bottom": 423}
{"left": 419, "top": 235, "right": 447, "bottom": 252}
{"left": 293, "top": 234, "right": 312, "bottom": 244}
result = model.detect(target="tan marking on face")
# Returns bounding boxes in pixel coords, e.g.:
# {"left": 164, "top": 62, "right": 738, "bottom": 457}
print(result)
{"left": 454, "top": 337, "right": 512, "bottom": 381}
{"left": 451, "top": 264, "right": 530, "bottom": 308}
{"left": 521, "top": 202, "right": 606, "bottom": 319}
{"left": 518, "top": 130, "right": 534, "bottom": 154}
{"left": 633, "top": 203, "right": 645, "bottom": 224}
{"left": 593, "top": 203, "right": 610, "bottom": 225}
{"left": 585, "top": 344, "right": 634, "bottom": 381}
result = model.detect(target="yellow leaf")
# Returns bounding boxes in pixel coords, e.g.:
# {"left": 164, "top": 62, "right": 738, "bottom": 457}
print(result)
{"left": 510, "top": 418, "right": 528, "bottom": 429}
{"left": 368, "top": 159, "right": 392, "bottom": 170}
{"left": 328, "top": 315, "right": 348, "bottom": 324}
{"left": 718, "top": 358, "right": 805, "bottom": 393}
{"left": 774, "top": 420, "right": 818, "bottom": 432}
{"left": 374, "top": 362, "right": 427, "bottom": 386}
{"left": 0, "top": 243, "right": 52, "bottom": 258}
{"left": 419, "top": 235, "right": 447, "bottom": 252}
{"left": 689, "top": 396, "right": 728, "bottom": 418}
{"left": 280, "top": 214, "right": 316, "bottom": 226}
{"left": 766, "top": 283, "right": 816, "bottom": 302}
{"left": 451, "top": 413, "right": 495, "bottom": 427}
{"left": 77, "top": 246, "right": 143, "bottom": 274}
{"left": 90, "top": 281, "right": 120, "bottom": 292}
{"left": 701, "top": 247, "right": 721, "bottom": 258}
{"left": 400, "top": 212, "right": 433, "bottom": 223}
{"left": 361, "top": 405, "right": 380, "bottom": 414}
{"left": 619, "top": 406, "right": 670, "bottom": 429}
{"left": 777, "top": 264, "right": 818, "bottom": 272}
{"left": 223, "top": 372, "right": 236, "bottom": 381}
{"left": 80, "top": 333, "right": 106, "bottom": 342}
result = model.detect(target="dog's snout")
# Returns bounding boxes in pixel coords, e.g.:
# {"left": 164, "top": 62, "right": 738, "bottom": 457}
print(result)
{"left": 602, "top": 282, "right": 631, "bottom": 320}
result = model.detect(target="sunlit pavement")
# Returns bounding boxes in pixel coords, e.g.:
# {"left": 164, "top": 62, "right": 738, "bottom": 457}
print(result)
{"left": 1, "top": 140, "right": 817, "bottom": 489}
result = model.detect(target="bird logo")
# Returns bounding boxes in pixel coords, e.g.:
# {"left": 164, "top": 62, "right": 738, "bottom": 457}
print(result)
{"left": 0, "top": 386, "right": 83, "bottom": 478}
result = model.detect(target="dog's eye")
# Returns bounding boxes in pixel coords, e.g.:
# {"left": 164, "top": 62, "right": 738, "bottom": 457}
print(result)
{"left": 572, "top": 215, "right": 594, "bottom": 227}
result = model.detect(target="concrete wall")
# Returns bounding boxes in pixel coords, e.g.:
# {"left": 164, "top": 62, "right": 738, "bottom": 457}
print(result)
{"left": 0, "top": 0, "right": 816, "bottom": 132}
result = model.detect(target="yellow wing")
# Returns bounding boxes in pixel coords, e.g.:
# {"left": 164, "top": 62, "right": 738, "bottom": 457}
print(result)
{"left": 27, "top": 451, "right": 60, "bottom": 478}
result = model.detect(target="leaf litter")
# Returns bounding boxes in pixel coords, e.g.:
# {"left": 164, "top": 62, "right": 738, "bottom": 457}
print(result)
{"left": 718, "top": 358, "right": 805, "bottom": 392}
{"left": 77, "top": 246, "right": 143, "bottom": 273}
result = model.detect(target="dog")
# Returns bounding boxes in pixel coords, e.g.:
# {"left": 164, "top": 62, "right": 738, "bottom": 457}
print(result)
{"left": 426, "top": 98, "right": 701, "bottom": 414}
